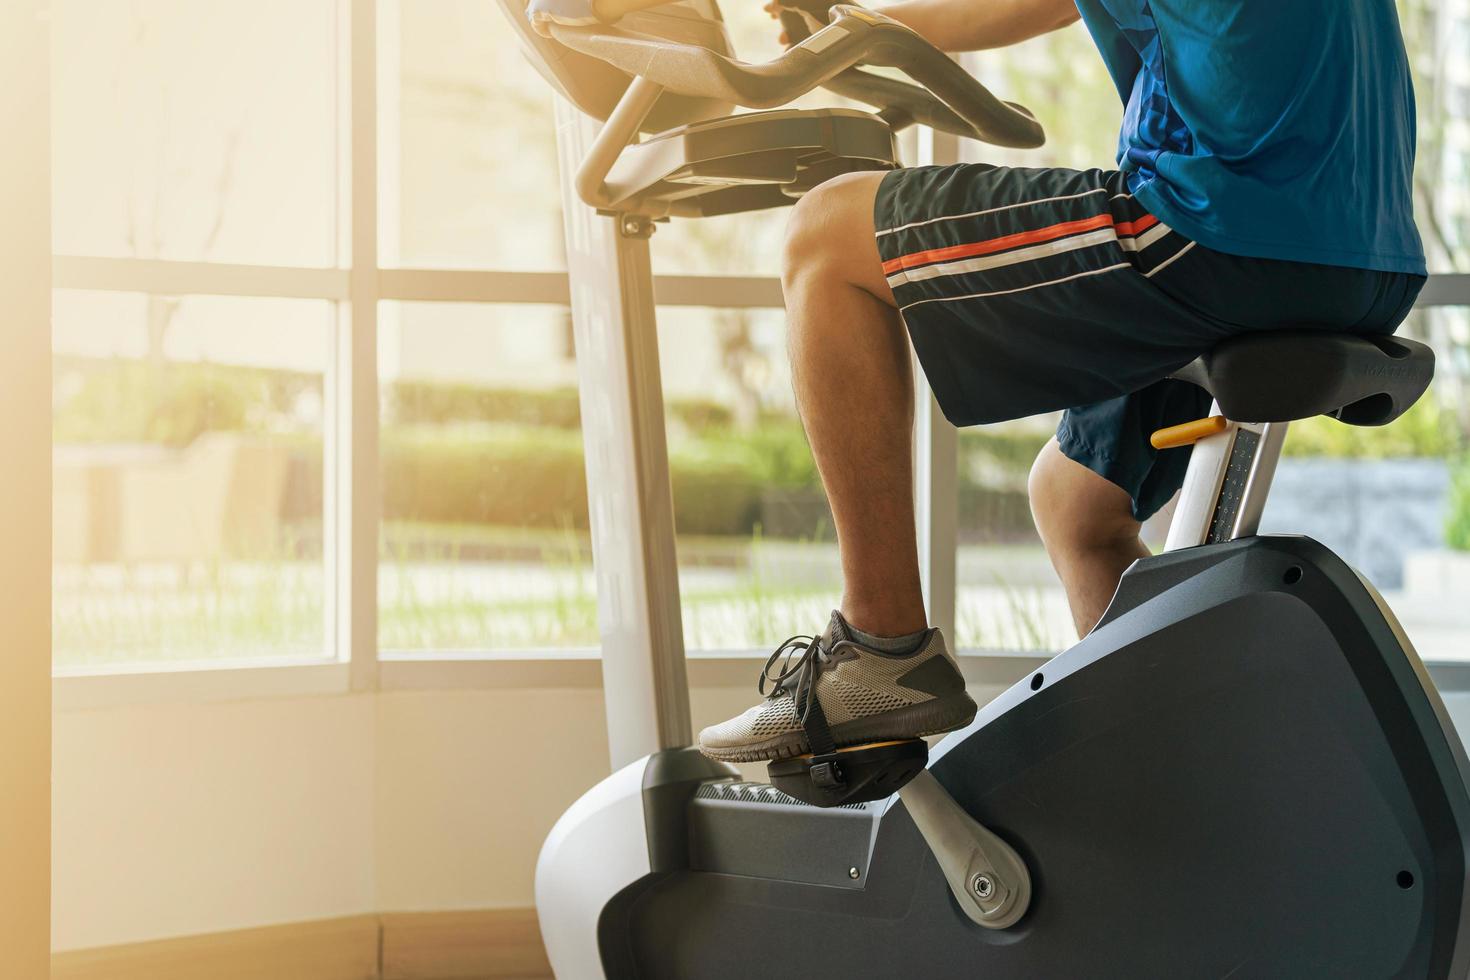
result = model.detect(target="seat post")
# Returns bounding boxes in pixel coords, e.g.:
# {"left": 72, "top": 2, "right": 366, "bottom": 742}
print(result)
{"left": 1163, "top": 403, "right": 1289, "bottom": 551}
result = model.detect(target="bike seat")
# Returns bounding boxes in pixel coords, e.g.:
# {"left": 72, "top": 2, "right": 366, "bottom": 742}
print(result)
{"left": 1170, "top": 331, "right": 1435, "bottom": 425}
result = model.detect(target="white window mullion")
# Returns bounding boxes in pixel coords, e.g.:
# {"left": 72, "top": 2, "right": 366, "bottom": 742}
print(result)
{"left": 51, "top": 256, "right": 349, "bottom": 300}
{"left": 337, "top": 0, "right": 381, "bottom": 690}
{"left": 377, "top": 0, "right": 402, "bottom": 270}
{"left": 913, "top": 125, "right": 960, "bottom": 641}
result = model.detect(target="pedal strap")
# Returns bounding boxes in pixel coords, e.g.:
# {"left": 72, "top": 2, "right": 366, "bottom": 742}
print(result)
{"left": 799, "top": 696, "right": 844, "bottom": 787}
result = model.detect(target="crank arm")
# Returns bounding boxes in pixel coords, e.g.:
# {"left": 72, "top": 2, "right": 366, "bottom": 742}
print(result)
{"left": 898, "top": 769, "right": 1032, "bottom": 929}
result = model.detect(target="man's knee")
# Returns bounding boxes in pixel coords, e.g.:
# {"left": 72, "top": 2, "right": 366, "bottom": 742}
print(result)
{"left": 1029, "top": 439, "right": 1140, "bottom": 552}
{"left": 781, "top": 171, "right": 892, "bottom": 301}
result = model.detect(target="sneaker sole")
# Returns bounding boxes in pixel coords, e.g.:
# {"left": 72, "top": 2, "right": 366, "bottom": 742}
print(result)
{"left": 698, "top": 693, "right": 978, "bottom": 764}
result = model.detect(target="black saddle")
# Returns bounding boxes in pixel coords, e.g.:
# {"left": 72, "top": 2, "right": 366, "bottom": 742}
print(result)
{"left": 1173, "top": 332, "right": 1435, "bottom": 425}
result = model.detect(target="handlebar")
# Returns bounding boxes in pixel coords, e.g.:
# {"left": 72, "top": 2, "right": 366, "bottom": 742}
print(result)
{"left": 539, "top": 2, "right": 1044, "bottom": 148}
{"left": 827, "top": 6, "right": 1043, "bottom": 148}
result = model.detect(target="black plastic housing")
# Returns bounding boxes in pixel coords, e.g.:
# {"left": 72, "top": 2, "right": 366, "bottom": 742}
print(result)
{"left": 598, "top": 537, "right": 1470, "bottom": 979}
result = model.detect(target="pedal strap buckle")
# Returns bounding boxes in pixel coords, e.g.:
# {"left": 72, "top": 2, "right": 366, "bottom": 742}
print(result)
{"left": 808, "top": 754, "right": 846, "bottom": 789}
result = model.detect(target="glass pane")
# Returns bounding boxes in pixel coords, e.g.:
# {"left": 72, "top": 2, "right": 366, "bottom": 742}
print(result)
{"left": 53, "top": 290, "right": 331, "bottom": 667}
{"left": 378, "top": 302, "right": 596, "bottom": 652}
{"left": 1400, "top": 0, "right": 1470, "bottom": 272}
{"left": 648, "top": 211, "right": 791, "bottom": 279}
{"left": 965, "top": 24, "right": 1122, "bottom": 171}
{"left": 381, "top": 0, "right": 565, "bottom": 269}
{"left": 954, "top": 420, "right": 1074, "bottom": 652}
{"left": 658, "top": 306, "right": 842, "bottom": 650}
{"left": 1262, "top": 309, "right": 1470, "bottom": 661}
{"left": 50, "top": 1, "right": 338, "bottom": 266}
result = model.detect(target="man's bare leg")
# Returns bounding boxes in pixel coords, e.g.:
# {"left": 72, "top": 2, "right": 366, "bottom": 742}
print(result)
{"left": 697, "top": 170, "right": 980, "bottom": 763}
{"left": 1028, "top": 438, "right": 1150, "bottom": 636}
{"left": 781, "top": 170, "right": 926, "bottom": 638}
{"left": 781, "top": 172, "right": 1145, "bottom": 641}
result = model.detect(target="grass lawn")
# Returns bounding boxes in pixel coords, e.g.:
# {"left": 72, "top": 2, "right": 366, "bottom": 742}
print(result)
{"left": 54, "top": 522, "right": 1071, "bottom": 664}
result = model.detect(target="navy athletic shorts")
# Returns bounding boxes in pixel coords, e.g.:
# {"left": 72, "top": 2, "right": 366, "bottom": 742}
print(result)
{"left": 875, "top": 165, "right": 1426, "bottom": 520}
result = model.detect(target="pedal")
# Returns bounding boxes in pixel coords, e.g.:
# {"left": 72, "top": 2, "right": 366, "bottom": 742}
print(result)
{"left": 767, "top": 738, "right": 928, "bottom": 807}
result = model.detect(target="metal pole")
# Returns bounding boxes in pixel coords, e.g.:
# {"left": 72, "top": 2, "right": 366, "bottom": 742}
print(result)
{"left": 555, "top": 99, "right": 693, "bottom": 768}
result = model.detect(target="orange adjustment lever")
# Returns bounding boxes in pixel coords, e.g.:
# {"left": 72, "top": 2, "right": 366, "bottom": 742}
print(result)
{"left": 1149, "top": 415, "right": 1229, "bottom": 450}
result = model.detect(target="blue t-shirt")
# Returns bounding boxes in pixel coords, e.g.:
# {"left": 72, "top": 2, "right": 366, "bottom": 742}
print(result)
{"left": 1074, "top": 0, "right": 1426, "bottom": 275}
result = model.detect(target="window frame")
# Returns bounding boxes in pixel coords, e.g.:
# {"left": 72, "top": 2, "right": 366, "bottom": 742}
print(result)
{"left": 51, "top": 1, "right": 1470, "bottom": 710}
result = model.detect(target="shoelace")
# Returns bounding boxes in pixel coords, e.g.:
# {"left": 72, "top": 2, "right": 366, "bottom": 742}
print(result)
{"left": 757, "top": 633, "right": 860, "bottom": 725}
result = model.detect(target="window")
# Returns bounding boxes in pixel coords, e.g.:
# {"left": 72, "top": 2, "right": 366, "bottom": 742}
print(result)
{"left": 378, "top": 302, "right": 595, "bottom": 652}
{"left": 51, "top": 0, "right": 339, "bottom": 267}
{"left": 51, "top": 0, "right": 342, "bottom": 672}
{"left": 953, "top": 422, "right": 1073, "bottom": 652}
{"left": 381, "top": 0, "right": 564, "bottom": 270}
{"left": 52, "top": 291, "right": 331, "bottom": 667}
{"left": 656, "top": 306, "right": 844, "bottom": 650}
{"left": 1404, "top": 0, "right": 1470, "bottom": 273}
{"left": 967, "top": 24, "right": 1122, "bottom": 173}
{"left": 46, "top": 0, "right": 1470, "bottom": 687}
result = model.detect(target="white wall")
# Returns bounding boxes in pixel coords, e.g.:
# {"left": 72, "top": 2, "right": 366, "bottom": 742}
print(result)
{"left": 371, "top": 683, "right": 815, "bottom": 913}
{"left": 373, "top": 689, "right": 610, "bottom": 912}
{"left": 52, "top": 695, "right": 376, "bottom": 950}
{"left": 1, "top": 1, "right": 52, "bottom": 974}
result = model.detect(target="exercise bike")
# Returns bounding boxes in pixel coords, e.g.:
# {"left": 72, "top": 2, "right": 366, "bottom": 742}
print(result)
{"left": 498, "top": 0, "right": 1470, "bottom": 974}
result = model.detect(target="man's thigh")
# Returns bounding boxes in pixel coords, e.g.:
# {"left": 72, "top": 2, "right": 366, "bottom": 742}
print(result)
{"left": 874, "top": 163, "right": 1212, "bottom": 429}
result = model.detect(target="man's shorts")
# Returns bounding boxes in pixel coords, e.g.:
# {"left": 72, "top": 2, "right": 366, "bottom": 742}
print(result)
{"left": 875, "top": 165, "right": 1426, "bottom": 520}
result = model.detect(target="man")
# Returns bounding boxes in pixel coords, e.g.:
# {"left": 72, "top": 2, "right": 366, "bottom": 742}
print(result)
{"left": 698, "top": 0, "right": 1427, "bottom": 763}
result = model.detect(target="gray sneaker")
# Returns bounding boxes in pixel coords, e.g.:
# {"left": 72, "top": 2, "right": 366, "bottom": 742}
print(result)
{"left": 698, "top": 611, "right": 977, "bottom": 763}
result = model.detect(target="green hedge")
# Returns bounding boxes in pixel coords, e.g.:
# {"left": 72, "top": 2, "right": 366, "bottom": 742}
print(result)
{"left": 70, "top": 358, "right": 1470, "bottom": 547}
{"left": 270, "top": 421, "right": 1043, "bottom": 541}
{"left": 1449, "top": 459, "right": 1470, "bottom": 553}
{"left": 60, "top": 356, "right": 1465, "bottom": 462}
{"left": 383, "top": 425, "right": 765, "bottom": 536}
{"left": 388, "top": 383, "right": 584, "bottom": 430}
{"left": 54, "top": 358, "right": 318, "bottom": 448}
{"left": 283, "top": 424, "right": 769, "bottom": 537}
{"left": 1285, "top": 396, "right": 1459, "bottom": 459}
{"left": 386, "top": 380, "right": 740, "bottom": 433}
{"left": 57, "top": 359, "right": 740, "bottom": 443}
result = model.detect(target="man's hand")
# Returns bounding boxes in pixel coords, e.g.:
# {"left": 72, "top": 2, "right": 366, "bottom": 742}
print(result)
{"left": 763, "top": 0, "right": 841, "bottom": 47}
